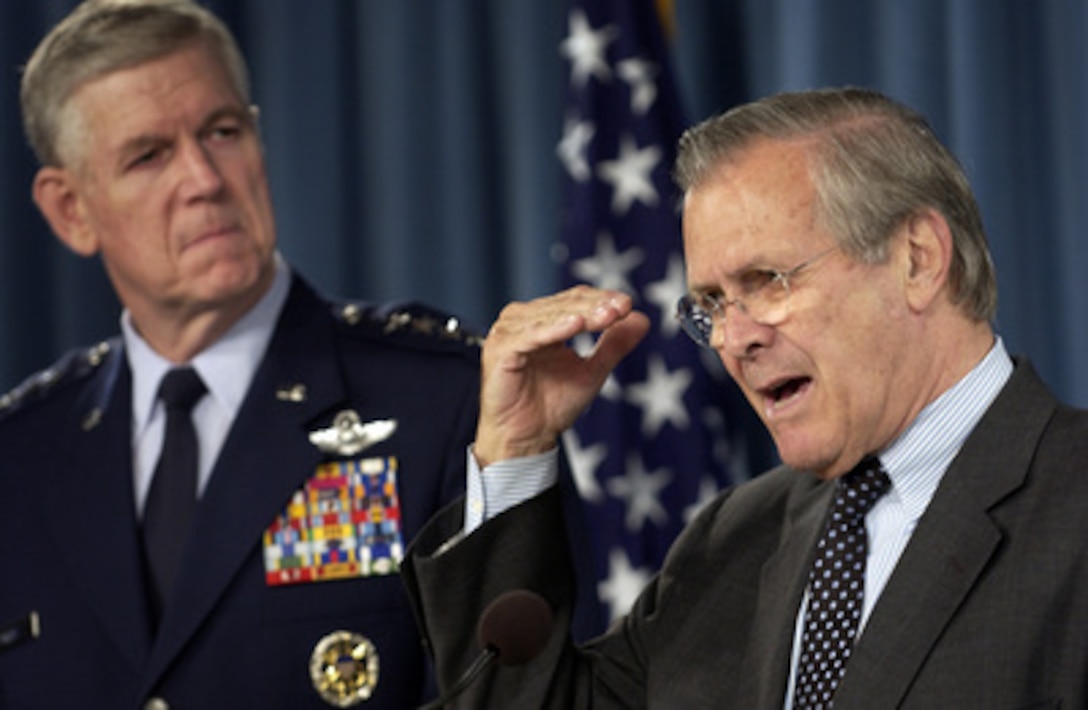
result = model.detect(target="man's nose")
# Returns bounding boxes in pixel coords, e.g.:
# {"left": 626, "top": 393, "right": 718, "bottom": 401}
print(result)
{"left": 177, "top": 140, "right": 224, "bottom": 198}
{"left": 714, "top": 301, "right": 772, "bottom": 357}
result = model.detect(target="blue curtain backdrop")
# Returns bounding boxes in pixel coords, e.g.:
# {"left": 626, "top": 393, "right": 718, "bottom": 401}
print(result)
{"left": 2, "top": 0, "right": 1087, "bottom": 412}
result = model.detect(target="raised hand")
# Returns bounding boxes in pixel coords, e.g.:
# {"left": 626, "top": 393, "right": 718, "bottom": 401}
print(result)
{"left": 473, "top": 285, "right": 650, "bottom": 467}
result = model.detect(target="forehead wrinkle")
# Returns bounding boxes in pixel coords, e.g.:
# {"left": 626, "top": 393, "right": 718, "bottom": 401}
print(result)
{"left": 113, "top": 102, "right": 246, "bottom": 153}
{"left": 728, "top": 146, "right": 822, "bottom": 257}
{"left": 67, "top": 47, "right": 248, "bottom": 176}
{"left": 684, "top": 142, "right": 823, "bottom": 295}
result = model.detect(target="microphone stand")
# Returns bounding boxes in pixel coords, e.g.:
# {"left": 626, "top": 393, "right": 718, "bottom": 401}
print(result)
{"left": 417, "top": 646, "right": 497, "bottom": 710}
{"left": 416, "top": 589, "right": 553, "bottom": 709}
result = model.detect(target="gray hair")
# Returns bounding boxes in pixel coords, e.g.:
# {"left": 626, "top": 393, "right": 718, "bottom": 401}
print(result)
{"left": 675, "top": 87, "right": 997, "bottom": 323}
{"left": 21, "top": 0, "right": 251, "bottom": 168}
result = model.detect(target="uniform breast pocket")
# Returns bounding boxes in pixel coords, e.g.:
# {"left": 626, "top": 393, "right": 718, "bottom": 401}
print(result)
{"left": 262, "top": 573, "right": 409, "bottom": 623}
{"left": 255, "top": 571, "right": 425, "bottom": 709}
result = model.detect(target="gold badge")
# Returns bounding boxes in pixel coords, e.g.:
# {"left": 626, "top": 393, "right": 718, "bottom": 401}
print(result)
{"left": 310, "top": 631, "right": 379, "bottom": 707}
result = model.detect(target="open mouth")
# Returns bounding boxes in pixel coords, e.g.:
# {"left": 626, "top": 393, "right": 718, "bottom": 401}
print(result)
{"left": 760, "top": 375, "right": 812, "bottom": 411}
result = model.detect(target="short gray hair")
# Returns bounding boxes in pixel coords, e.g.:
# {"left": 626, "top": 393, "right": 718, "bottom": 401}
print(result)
{"left": 21, "top": 0, "right": 251, "bottom": 168}
{"left": 675, "top": 87, "right": 997, "bottom": 323}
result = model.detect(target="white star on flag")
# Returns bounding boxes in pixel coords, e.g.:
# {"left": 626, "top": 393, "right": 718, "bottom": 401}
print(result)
{"left": 617, "top": 57, "right": 659, "bottom": 114}
{"left": 597, "top": 548, "right": 652, "bottom": 622}
{"left": 562, "top": 429, "right": 608, "bottom": 502}
{"left": 570, "top": 231, "right": 644, "bottom": 293}
{"left": 644, "top": 253, "right": 688, "bottom": 337}
{"left": 624, "top": 354, "right": 693, "bottom": 437}
{"left": 597, "top": 134, "right": 662, "bottom": 215}
{"left": 605, "top": 453, "right": 672, "bottom": 532}
{"left": 558, "top": 113, "right": 595, "bottom": 182}
{"left": 560, "top": 9, "right": 617, "bottom": 88}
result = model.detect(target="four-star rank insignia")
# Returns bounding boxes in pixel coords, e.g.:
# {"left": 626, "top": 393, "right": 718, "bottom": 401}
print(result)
{"left": 263, "top": 456, "right": 404, "bottom": 586}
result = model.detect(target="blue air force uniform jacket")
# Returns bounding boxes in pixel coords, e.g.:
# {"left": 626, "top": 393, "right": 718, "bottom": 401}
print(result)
{"left": 0, "top": 275, "right": 482, "bottom": 709}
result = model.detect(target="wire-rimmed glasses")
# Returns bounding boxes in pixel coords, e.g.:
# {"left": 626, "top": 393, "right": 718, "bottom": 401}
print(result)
{"left": 675, "top": 246, "right": 837, "bottom": 348}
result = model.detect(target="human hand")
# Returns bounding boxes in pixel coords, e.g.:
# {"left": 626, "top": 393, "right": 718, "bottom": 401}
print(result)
{"left": 473, "top": 285, "right": 650, "bottom": 467}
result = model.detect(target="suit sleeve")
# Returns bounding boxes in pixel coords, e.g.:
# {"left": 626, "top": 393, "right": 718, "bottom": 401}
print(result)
{"left": 402, "top": 486, "right": 654, "bottom": 708}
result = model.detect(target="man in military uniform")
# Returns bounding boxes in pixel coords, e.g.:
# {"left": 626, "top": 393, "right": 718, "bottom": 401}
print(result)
{"left": 0, "top": 1, "right": 600, "bottom": 707}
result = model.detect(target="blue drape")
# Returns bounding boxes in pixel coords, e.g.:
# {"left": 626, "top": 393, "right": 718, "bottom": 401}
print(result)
{"left": 2, "top": 0, "right": 1086, "bottom": 408}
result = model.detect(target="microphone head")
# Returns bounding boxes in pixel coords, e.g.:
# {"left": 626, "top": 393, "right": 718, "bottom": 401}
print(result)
{"left": 476, "top": 589, "right": 554, "bottom": 667}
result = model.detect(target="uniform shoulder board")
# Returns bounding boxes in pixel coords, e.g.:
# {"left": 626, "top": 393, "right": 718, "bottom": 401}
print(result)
{"left": 331, "top": 300, "right": 483, "bottom": 348}
{"left": 0, "top": 340, "right": 114, "bottom": 419}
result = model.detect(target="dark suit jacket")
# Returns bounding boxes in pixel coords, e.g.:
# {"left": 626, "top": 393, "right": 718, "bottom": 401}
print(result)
{"left": 0, "top": 275, "right": 482, "bottom": 709}
{"left": 404, "top": 359, "right": 1088, "bottom": 709}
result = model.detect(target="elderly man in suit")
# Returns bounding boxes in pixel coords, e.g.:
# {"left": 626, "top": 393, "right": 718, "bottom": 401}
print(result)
{"left": 402, "top": 87, "right": 1088, "bottom": 708}
{"left": 0, "top": 1, "right": 555, "bottom": 708}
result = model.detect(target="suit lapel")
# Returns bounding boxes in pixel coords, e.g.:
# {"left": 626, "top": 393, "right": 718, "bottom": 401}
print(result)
{"left": 835, "top": 361, "right": 1056, "bottom": 708}
{"left": 736, "top": 474, "right": 832, "bottom": 708}
{"left": 142, "top": 279, "right": 347, "bottom": 684}
{"left": 45, "top": 345, "right": 154, "bottom": 671}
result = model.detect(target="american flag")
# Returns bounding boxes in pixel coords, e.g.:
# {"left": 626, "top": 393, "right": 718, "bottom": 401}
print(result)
{"left": 555, "top": 0, "right": 757, "bottom": 622}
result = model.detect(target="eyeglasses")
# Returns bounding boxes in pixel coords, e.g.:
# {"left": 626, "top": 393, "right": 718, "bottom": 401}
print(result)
{"left": 675, "top": 246, "right": 837, "bottom": 348}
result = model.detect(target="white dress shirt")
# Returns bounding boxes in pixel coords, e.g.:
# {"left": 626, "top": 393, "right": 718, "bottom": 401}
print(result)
{"left": 126, "top": 253, "right": 291, "bottom": 517}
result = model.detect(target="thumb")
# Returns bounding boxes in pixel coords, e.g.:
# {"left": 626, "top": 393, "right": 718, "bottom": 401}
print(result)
{"left": 584, "top": 310, "right": 651, "bottom": 380}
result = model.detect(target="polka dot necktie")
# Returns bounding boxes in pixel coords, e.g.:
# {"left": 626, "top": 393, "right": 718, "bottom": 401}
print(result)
{"left": 793, "top": 458, "right": 890, "bottom": 709}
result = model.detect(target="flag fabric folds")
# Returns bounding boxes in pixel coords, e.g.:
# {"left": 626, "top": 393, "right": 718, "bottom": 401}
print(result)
{"left": 555, "top": 0, "right": 757, "bottom": 622}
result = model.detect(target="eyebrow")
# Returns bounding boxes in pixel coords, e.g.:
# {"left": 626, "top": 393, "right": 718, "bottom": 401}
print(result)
{"left": 112, "top": 132, "right": 167, "bottom": 171}
{"left": 201, "top": 104, "right": 255, "bottom": 130}
{"left": 687, "top": 259, "right": 776, "bottom": 296}
{"left": 111, "top": 104, "right": 253, "bottom": 170}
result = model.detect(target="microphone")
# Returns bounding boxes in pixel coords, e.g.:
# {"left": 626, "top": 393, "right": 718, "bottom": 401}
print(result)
{"left": 418, "top": 589, "right": 553, "bottom": 709}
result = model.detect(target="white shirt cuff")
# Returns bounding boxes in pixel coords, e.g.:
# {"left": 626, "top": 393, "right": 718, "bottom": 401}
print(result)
{"left": 463, "top": 446, "right": 558, "bottom": 535}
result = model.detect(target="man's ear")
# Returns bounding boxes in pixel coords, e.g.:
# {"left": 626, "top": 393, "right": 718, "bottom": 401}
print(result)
{"left": 32, "top": 166, "right": 100, "bottom": 256}
{"left": 902, "top": 208, "right": 953, "bottom": 312}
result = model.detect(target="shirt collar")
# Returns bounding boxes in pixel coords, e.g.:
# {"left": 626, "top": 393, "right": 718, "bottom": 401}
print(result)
{"left": 124, "top": 252, "right": 292, "bottom": 437}
{"left": 877, "top": 337, "right": 1014, "bottom": 521}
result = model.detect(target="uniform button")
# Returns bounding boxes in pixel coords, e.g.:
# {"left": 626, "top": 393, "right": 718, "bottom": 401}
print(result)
{"left": 143, "top": 698, "right": 170, "bottom": 710}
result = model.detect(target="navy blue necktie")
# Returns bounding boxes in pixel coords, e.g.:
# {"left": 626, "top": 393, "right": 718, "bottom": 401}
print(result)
{"left": 142, "top": 367, "right": 206, "bottom": 625}
{"left": 794, "top": 458, "right": 890, "bottom": 709}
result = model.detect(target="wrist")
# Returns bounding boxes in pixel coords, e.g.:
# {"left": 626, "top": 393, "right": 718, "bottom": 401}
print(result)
{"left": 472, "top": 432, "right": 559, "bottom": 470}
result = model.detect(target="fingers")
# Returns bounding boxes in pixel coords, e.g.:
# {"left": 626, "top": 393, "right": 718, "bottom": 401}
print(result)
{"left": 587, "top": 309, "right": 651, "bottom": 376}
{"left": 473, "top": 286, "right": 647, "bottom": 467}
{"left": 485, "top": 285, "right": 638, "bottom": 360}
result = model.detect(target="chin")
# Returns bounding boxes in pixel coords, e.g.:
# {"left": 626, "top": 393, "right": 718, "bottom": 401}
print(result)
{"left": 208, "top": 254, "right": 271, "bottom": 288}
{"left": 195, "top": 268, "right": 268, "bottom": 309}
{"left": 769, "top": 433, "right": 834, "bottom": 477}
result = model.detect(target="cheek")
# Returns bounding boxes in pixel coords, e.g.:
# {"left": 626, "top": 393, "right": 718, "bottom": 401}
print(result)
{"left": 241, "top": 173, "right": 276, "bottom": 242}
{"left": 95, "top": 209, "right": 161, "bottom": 256}
{"left": 822, "top": 314, "right": 906, "bottom": 431}
{"left": 80, "top": 198, "right": 134, "bottom": 249}
{"left": 85, "top": 175, "right": 163, "bottom": 227}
